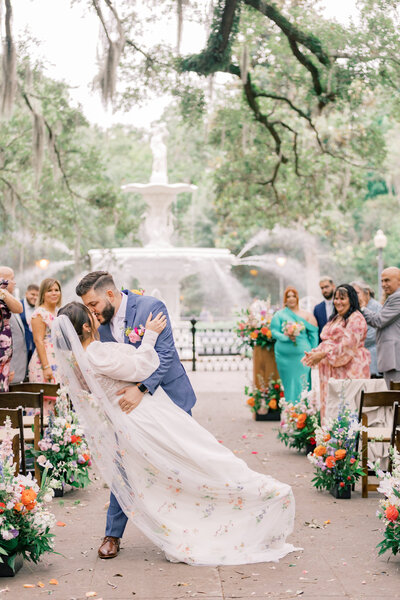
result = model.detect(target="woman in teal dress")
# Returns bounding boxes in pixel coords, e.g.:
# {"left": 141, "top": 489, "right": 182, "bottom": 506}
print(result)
{"left": 271, "top": 286, "right": 319, "bottom": 404}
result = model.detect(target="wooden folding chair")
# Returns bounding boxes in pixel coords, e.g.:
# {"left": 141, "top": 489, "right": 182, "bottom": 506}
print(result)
{"left": 358, "top": 390, "right": 400, "bottom": 497}
{"left": 10, "top": 382, "right": 60, "bottom": 422}
{"left": 0, "top": 407, "right": 26, "bottom": 475}
{"left": 0, "top": 391, "right": 44, "bottom": 483}
{"left": 390, "top": 381, "right": 400, "bottom": 391}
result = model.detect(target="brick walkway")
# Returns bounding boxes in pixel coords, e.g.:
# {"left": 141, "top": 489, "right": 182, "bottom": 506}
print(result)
{"left": 4, "top": 371, "right": 400, "bottom": 599}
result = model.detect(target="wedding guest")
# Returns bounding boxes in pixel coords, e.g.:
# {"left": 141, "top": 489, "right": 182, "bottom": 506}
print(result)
{"left": 0, "top": 266, "right": 23, "bottom": 391}
{"left": 313, "top": 277, "right": 335, "bottom": 340}
{"left": 351, "top": 281, "right": 381, "bottom": 378}
{"left": 21, "top": 284, "right": 39, "bottom": 361}
{"left": 303, "top": 284, "right": 370, "bottom": 419}
{"left": 28, "top": 278, "right": 62, "bottom": 411}
{"left": 359, "top": 267, "right": 400, "bottom": 388}
{"left": 270, "top": 287, "right": 318, "bottom": 404}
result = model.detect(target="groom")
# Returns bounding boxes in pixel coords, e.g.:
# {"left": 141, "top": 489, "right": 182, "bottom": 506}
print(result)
{"left": 76, "top": 271, "right": 197, "bottom": 559}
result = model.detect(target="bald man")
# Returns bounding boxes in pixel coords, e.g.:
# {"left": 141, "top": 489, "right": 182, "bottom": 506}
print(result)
{"left": 360, "top": 267, "right": 400, "bottom": 387}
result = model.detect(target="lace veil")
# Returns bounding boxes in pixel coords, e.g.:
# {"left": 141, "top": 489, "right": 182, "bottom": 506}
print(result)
{"left": 51, "top": 315, "right": 136, "bottom": 517}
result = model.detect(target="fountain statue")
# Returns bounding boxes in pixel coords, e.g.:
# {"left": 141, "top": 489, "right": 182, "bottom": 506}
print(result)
{"left": 88, "top": 125, "right": 247, "bottom": 320}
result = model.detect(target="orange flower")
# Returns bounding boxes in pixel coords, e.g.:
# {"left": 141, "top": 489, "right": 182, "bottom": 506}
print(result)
{"left": 21, "top": 488, "right": 37, "bottom": 511}
{"left": 14, "top": 502, "right": 23, "bottom": 512}
{"left": 323, "top": 433, "right": 331, "bottom": 442}
{"left": 250, "top": 331, "right": 259, "bottom": 340}
{"left": 325, "top": 456, "right": 336, "bottom": 469}
{"left": 313, "top": 445, "right": 327, "bottom": 457}
{"left": 21, "top": 488, "right": 37, "bottom": 506}
{"left": 385, "top": 505, "right": 399, "bottom": 522}
{"left": 296, "top": 413, "right": 307, "bottom": 429}
{"left": 290, "top": 412, "right": 298, "bottom": 420}
{"left": 83, "top": 453, "right": 90, "bottom": 462}
{"left": 269, "top": 399, "right": 277, "bottom": 410}
{"left": 260, "top": 326, "right": 270, "bottom": 336}
{"left": 247, "top": 397, "right": 255, "bottom": 407}
{"left": 266, "top": 330, "right": 272, "bottom": 339}
{"left": 335, "top": 449, "right": 347, "bottom": 460}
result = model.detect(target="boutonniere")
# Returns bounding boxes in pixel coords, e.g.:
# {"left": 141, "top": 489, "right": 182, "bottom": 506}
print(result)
{"left": 125, "top": 325, "right": 145, "bottom": 343}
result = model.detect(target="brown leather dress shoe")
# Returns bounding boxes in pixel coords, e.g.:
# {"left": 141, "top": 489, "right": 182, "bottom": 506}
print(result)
{"left": 98, "top": 536, "right": 120, "bottom": 559}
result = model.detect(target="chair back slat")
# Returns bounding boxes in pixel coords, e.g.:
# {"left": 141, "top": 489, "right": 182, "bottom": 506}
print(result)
{"left": 390, "top": 381, "right": 400, "bottom": 391}
{"left": 0, "top": 407, "right": 26, "bottom": 474}
{"left": 10, "top": 382, "right": 59, "bottom": 397}
{"left": 359, "top": 390, "right": 400, "bottom": 415}
{"left": 0, "top": 391, "right": 43, "bottom": 409}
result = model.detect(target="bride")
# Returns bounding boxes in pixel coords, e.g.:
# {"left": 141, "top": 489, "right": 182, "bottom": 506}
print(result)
{"left": 52, "top": 302, "right": 298, "bottom": 566}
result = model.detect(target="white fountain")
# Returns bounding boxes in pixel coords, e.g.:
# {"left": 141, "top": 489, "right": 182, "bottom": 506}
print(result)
{"left": 88, "top": 125, "right": 241, "bottom": 320}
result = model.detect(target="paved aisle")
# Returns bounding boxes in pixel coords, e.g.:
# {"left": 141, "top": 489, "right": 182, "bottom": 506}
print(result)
{"left": 5, "top": 371, "right": 400, "bottom": 599}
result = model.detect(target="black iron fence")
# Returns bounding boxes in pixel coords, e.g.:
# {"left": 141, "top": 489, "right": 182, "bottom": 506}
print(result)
{"left": 173, "top": 319, "right": 251, "bottom": 372}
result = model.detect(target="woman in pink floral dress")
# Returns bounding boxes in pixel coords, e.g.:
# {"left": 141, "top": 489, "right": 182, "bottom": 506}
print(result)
{"left": 303, "top": 284, "right": 370, "bottom": 420}
{"left": 28, "top": 278, "right": 62, "bottom": 413}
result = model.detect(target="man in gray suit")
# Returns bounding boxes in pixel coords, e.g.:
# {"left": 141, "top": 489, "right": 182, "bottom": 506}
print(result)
{"left": 360, "top": 267, "right": 400, "bottom": 387}
{"left": 9, "top": 312, "right": 28, "bottom": 383}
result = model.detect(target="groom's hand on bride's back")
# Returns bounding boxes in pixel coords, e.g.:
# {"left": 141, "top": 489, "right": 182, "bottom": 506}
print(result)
{"left": 117, "top": 385, "right": 145, "bottom": 414}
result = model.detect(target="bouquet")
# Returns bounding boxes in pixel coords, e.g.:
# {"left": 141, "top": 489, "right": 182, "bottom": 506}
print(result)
{"left": 0, "top": 417, "right": 56, "bottom": 568}
{"left": 282, "top": 320, "right": 305, "bottom": 345}
{"left": 31, "top": 387, "right": 91, "bottom": 491}
{"left": 245, "top": 379, "right": 284, "bottom": 415}
{"left": 307, "top": 403, "right": 365, "bottom": 497}
{"left": 372, "top": 447, "right": 400, "bottom": 556}
{"left": 235, "top": 299, "right": 275, "bottom": 351}
{"left": 278, "top": 390, "right": 320, "bottom": 452}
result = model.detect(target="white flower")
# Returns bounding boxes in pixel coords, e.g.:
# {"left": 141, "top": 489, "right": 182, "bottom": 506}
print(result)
{"left": 43, "top": 491, "right": 54, "bottom": 503}
{"left": 1, "top": 528, "right": 13, "bottom": 540}
{"left": 37, "top": 455, "right": 47, "bottom": 466}
{"left": 52, "top": 444, "right": 60, "bottom": 453}
{"left": 6, "top": 501, "right": 14, "bottom": 510}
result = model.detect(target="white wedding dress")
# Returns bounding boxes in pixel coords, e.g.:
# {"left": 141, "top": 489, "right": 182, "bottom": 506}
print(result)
{"left": 52, "top": 317, "right": 298, "bottom": 566}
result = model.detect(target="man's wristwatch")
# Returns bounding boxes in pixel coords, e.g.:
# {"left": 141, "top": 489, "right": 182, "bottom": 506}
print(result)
{"left": 137, "top": 383, "right": 148, "bottom": 394}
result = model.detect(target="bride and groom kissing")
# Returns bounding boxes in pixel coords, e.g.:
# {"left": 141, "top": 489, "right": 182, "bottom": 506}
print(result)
{"left": 53, "top": 270, "right": 298, "bottom": 566}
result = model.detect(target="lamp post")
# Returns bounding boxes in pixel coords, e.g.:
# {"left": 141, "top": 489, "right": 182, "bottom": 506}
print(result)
{"left": 276, "top": 255, "right": 287, "bottom": 303}
{"left": 373, "top": 230, "right": 387, "bottom": 295}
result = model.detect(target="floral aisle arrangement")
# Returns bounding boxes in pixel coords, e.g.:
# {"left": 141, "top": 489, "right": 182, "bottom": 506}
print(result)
{"left": 31, "top": 387, "right": 91, "bottom": 493}
{"left": 235, "top": 299, "right": 275, "bottom": 350}
{"left": 307, "top": 404, "right": 365, "bottom": 498}
{"left": 372, "top": 447, "right": 400, "bottom": 556}
{"left": 0, "top": 417, "right": 56, "bottom": 574}
{"left": 245, "top": 379, "right": 284, "bottom": 418}
{"left": 277, "top": 390, "right": 320, "bottom": 452}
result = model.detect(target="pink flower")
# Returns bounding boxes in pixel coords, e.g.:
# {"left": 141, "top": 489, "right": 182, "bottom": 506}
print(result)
{"left": 128, "top": 331, "right": 141, "bottom": 343}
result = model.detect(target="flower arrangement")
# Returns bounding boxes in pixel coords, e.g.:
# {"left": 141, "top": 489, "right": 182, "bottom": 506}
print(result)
{"left": 282, "top": 320, "right": 305, "bottom": 345}
{"left": 125, "top": 324, "right": 145, "bottom": 344}
{"left": 277, "top": 390, "right": 320, "bottom": 452}
{"left": 307, "top": 403, "right": 365, "bottom": 497}
{"left": 235, "top": 299, "right": 275, "bottom": 350}
{"left": 0, "top": 417, "right": 56, "bottom": 570}
{"left": 245, "top": 379, "right": 284, "bottom": 415}
{"left": 31, "top": 387, "right": 91, "bottom": 491}
{"left": 372, "top": 447, "right": 400, "bottom": 556}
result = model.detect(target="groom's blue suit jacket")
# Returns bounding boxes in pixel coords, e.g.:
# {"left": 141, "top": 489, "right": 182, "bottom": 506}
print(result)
{"left": 98, "top": 290, "right": 196, "bottom": 413}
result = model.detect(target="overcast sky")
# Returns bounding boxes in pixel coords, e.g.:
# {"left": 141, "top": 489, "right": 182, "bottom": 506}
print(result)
{"left": 12, "top": 0, "right": 359, "bottom": 130}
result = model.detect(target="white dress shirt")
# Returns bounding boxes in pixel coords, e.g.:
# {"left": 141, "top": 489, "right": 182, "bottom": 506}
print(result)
{"left": 110, "top": 293, "right": 128, "bottom": 343}
{"left": 324, "top": 298, "right": 334, "bottom": 319}
{"left": 23, "top": 298, "right": 36, "bottom": 324}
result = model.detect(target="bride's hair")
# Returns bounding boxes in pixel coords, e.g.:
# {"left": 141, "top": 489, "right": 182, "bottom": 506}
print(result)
{"left": 58, "top": 302, "right": 96, "bottom": 342}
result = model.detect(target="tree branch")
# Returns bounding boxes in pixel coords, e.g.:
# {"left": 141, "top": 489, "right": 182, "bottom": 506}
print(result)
{"left": 22, "top": 92, "right": 88, "bottom": 201}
